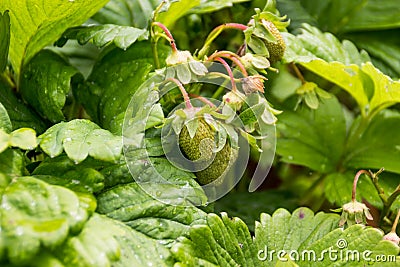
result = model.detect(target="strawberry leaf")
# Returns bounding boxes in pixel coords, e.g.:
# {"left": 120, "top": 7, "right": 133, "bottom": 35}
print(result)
{"left": 97, "top": 180, "right": 207, "bottom": 242}
{"left": 157, "top": 0, "right": 201, "bottom": 28}
{"left": 0, "top": 176, "right": 95, "bottom": 265}
{"left": 278, "top": 0, "right": 400, "bottom": 34}
{"left": 0, "top": 149, "right": 25, "bottom": 178}
{"left": 172, "top": 208, "right": 400, "bottom": 266}
{"left": 56, "top": 25, "right": 148, "bottom": 50}
{"left": 0, "top": 79, "right": 47, "bottom": 133}
{"left": 92, "top": 0, "right": 159, "bottom": 28}
{"left": 282, "top": 24, "right": 370, "bottom": 65}
{"left": 0, "top": 102, "right": 11, "bottom": 133}
{"left": 346, "top": 30, "right": 400, "bottom": 78}
{"left": 20, "top": 50, "right": 83, "bottom": 123}
{"left": 344, "top": 110, "right": 400, "bottom": 174}
{"left": 0, "top": 11, "right": 10, "bottom": 73}
{"left": 39, "top": 119, "right": 122, "bottom": 164}
{"left": 276, "top": 96, "right": 346, "bottom": 173}
{"left": 325, "top": 171, "right": 400, "bottom": 209}
{"left": 190, "top": 0, "right": 249, "bottom": 14}
{"left": 76, "top": 41, "right": 169, "bottom": 134}
{"left": 0, "top": 0, "right": 108, "bottom": 77}
{"left": 33, "top": 155, "right": 106, "bottom": 194}
{"left": 283, "top": 24, "right": 400, "bottom": 117}
{"left": 0, "top": 128, "right": 37, "bottom": 153}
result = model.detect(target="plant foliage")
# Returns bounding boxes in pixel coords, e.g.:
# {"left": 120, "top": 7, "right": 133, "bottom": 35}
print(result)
{"left": 0, "top": 0, "right": 400, "bottom": 266}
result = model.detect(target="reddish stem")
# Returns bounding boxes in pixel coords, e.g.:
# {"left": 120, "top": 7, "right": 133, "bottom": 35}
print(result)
{"left": 198, "top": 23, "right": 248, "bottom": 59}
{"left": 188, "top": 94, "right": 216, "bottom": 108}
{"left": 213, "top": 23, "right": 248, "bottom": 32}
{"left": 392, "top": 209, "right": 400, "bottom": 233}
{"left": 214, "top": 57, "right": 237, "bottom": 92}
{"left": 208, "top": 51, "right": 248, "bottom": 77}
{"left": 166, "top": 78, "right": 192, "bottom": 109}
{"left": 352, "top": 170, "right": 372, "bottom": 202}
{"left": 152, "top": 22, "right": 178, "bottom": 52}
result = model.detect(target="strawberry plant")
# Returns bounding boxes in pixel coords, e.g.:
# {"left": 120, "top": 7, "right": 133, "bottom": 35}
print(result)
{"left": 1, "top": 0, "right": 400, "bottom": 266}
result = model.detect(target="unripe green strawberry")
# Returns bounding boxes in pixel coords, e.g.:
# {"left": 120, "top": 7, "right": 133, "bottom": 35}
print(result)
{"left": 262, "top": 20, "right": 285, "bottom": 63}
{"left": 179, "top": 119, "right": 237, "bottom": 185}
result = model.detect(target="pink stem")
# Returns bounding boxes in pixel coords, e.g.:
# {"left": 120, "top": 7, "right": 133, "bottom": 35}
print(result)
{"left": 214, "top": 57, "right": 237, "bottom": 92}
{"left": 188, "top": 94, "right": 216, "bottom": 108}
{"left": 166, "top": 78, "right": 192, "bottom": 109}
{"left": 392, "top": 209, "right": 400, "bottom": 233}
{"left": 214, "top": 23, "right": 248, "bottom": 32}
{"left": 352, "top": 170, "right": 371, "bottom": 202}
{"left": 208, "top": 51, "right": 248, "bottom": 77}
{"left": 152, "top": 22, "right": 178, "bottom": 52}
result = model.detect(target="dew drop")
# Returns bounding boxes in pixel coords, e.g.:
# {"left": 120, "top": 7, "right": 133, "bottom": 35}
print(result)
{"left": 288, "top": 155, "right": 293, "bottom": 160}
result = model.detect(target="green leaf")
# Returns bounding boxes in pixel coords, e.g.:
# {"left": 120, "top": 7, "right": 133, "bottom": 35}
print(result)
{"left": 325, "top": 171, "right": 400, "bottom": 209}
{"left": 277, "top": 0, "right": 400, "bottom": 34}
{"left": 20, "top": 50, "right": 82, "bottom": 123}
{"left": 0, "top": 0, "right": 109, "bottom": 77}
{"left": 0, "top": 78, "right": 47, "bottom": 133}
{"left": 63, "top": 214, "right": 174, "bottom": 267}
{"left": 0, "top": 11, "right": 10, "bottom": 72}
{"left": 0, "top": 149, "right": 25, "bottom": 178}
{"left": 92, "top": 0, "right": 159, "bottom": 28}
{"left": 172, "top": 208, "right": 340, "bottom": 266}
{"left": 299, "top": 226, "right": 400, "bottom": 266}
{"left": 254, "top": 208, "right": 341, "bottom": 266}
{"left": 346, "top": 30, "right": 400, "bottom": 78}
{"left": 77, "top": 41, "right": 169, "bottom": 134}
{"left": 39, "top": 119, "right": 122, "bottom": 163}
{"left": 363, "top": 63, "right": 400, "bottom": 116}
{"left": 0, "top": 128, "right": 37, "bottom": 153}
{"left": 173, "top": 208, "right": 400, "bottom": 266}
{"left": 0, "top": 129, "right": 8, "bottom": 153}
{"left": 0, "top": 176, "right": 95, "bottom": 265}
{"left": 97, "top": 181, "right": 207, "bottom": 243}
{"left": 276, "top": 96, "right": 347, "bottom": 173}
{"left": 100, "top": 162, "right": 133, "bottom": 189}
{"left": 215, "top": 190, "right": 297, "bottom": 232}
{"left": 172, "top": 212, "right": 257, "bottom": 266}
{"left": 282, "top": 24, "right": 370, "bottom": 65}
{"left": 299, "top": 60, "right": 400, "bottom": 118}
{"left": 190, "top": 0, "right": 249, "bottom": 14}
{"left": 57, "top": 24, "right": 148, "bottom": 50}
{"left": 0, "top": 102, "right": 12, "bottom": 133}
{"left": 157, "top": 0, "right": 201, "bottom": 28}
{"left": 342, "top": 0, "right": 400, "bottom": 32}
{"left": 344, "top": 110, "right": 400, "bottom": 174}
{"left": 53, "top": 214, "right": 120, "bottom": 267}
{"left": 33, "top": 155, "right": 106, "bottom": 193}
{"left": 9, "top": 128, "right": 37, "bottom": 150}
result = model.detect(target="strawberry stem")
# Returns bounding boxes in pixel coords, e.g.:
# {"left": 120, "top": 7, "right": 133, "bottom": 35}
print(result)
{"left": 214, "top": 57, "right": 237, "bottom": 92}
{"left": 152, "top": 22, "right": 178, "bottom": 52}
{"left": 166, "top": 78, "right": 193, "bottom": 109}
{"left": 208, "top": 51, "right": 248, "bottom": 77}
{"left": 188, "top": 93, "right": 216, "bottom": 108}
{"left": 352, "top": 170, "right": 372, "bottom": 202}
{"left": 391, "top": 209, "right": 400, "bottom": 233}
{"left": 198, "top": 23, "right": 248, "bottom": 59}
{"left": 290, "top": 63, "right": 306, "bottom": 84}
